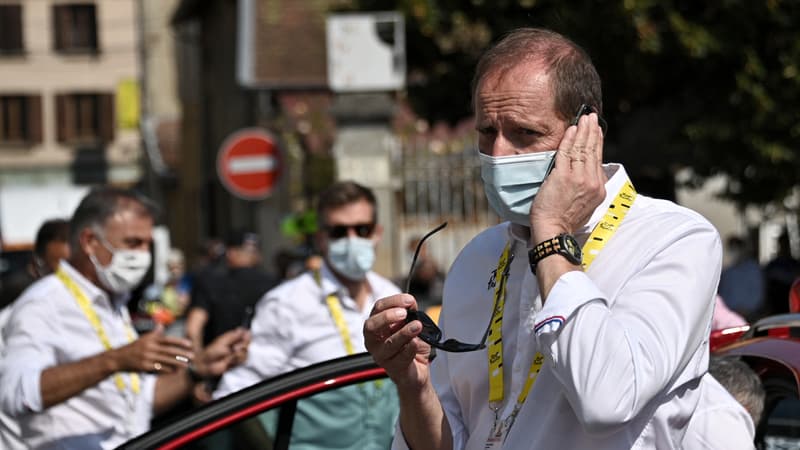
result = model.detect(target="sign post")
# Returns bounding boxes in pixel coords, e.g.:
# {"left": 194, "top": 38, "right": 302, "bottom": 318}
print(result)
{"left": 216, "top": 128, "right": 281, "bottom": 200}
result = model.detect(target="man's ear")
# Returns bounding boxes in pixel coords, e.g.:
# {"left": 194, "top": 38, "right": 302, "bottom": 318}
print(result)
{"left": 372, "top": 224, "right": 384, "bottom": 244}
{"left": 78, "top": 227, "right": 96, "bottom": 256}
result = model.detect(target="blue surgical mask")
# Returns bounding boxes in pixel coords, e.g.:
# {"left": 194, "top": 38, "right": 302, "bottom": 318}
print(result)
{"left": 480, "top": 150, "right": 557, "bottom": 226}
{"left": 327, "top": 236, "right": 375, "bottom": 281}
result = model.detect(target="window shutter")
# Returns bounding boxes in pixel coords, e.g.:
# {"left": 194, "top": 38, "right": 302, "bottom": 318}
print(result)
{"left": 56, "top": 94, "right": 69, "bottom": 142}
{"left": 26, "top": 95, "right": 42, "bottom": 143}
{"left": 53, "top": 5, "right": 66, "bottom": 51}
{"left": 99, "top": 93, "right": 114, "bottom": 143}
{"left": 4, "top": 5, "right": 23, "bottom": 51}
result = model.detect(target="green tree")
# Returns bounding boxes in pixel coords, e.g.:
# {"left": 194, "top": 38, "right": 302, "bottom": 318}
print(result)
{"left": 340, "top": 0, "right": 800, "bottom": 209}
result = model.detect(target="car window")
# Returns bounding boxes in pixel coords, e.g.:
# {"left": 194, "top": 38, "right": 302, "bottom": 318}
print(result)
{"left": 183, "top": 380, "right": 399, "bottom": 450}
{"left": 763, "top": 397, "right": 800, "bottom": 450}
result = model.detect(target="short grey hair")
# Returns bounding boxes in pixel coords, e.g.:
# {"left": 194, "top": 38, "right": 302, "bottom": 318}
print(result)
{"left": 69, "top": 187, "right": 159, "bottom": 251}
{"left": 709, "top": 356, "right": 765, "bottom": 425}
{"left": 471, "top": 27, "right": 603, "bottom": 122}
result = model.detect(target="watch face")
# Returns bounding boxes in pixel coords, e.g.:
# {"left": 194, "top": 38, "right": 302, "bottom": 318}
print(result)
{"left": 562, "top": 234, "right": 582, "bottom": 263}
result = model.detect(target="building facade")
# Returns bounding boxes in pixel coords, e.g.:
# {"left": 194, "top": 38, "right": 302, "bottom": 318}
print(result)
{"left": 0, "top": 0, "right": 142, "bottom": 247}
{"left": 0, "top": 1, "right": 141, "bottom": 188}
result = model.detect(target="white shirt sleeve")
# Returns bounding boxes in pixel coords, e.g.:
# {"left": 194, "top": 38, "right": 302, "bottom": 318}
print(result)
{"left": 682, "top": 407, "right": 755, "bottom": 450}
{"left": 531, "top": 219, "right": 721, "bottom": 433}
{"left": 0, "top": 297, "right": 59, "bottom": 416}
{"left": 683, "top": 375, "right": 755, "bottom": 450}
{"left": 213, "top": 294, "right": 296, "bottom": 399}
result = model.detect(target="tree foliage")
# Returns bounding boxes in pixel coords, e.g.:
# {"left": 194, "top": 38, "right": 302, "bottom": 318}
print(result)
{"left": 339, "top": 0, "right": 800, "bottom": 209}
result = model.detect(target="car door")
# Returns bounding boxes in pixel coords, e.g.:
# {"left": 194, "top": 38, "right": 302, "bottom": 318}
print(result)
{"left": 118, "top": 353, "right": 398, "bottom": 450}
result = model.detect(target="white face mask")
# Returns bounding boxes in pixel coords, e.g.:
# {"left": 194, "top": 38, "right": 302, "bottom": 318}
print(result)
{"left": 327, "top": 236, "right": 375, "bottom": 281}
{"left": 480, "top": 150, "right": 557, "bottom": 226}
{"left": 89, "top": 231, "right": 152, "bottom": 294}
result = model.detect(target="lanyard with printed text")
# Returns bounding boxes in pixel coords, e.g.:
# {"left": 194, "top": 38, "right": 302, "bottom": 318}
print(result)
{"left": 485, "top": 179, "right": 637, "bottom": 448}
{"left": 55, "top": 268, "right": 141, "bottom": 397}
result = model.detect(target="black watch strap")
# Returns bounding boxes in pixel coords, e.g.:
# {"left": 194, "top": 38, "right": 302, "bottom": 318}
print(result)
{"left": 528, "top": 233, "right": 582, "bottom": 273}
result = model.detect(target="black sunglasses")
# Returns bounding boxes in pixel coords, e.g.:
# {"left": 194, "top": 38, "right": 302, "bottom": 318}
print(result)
{"left": 404, "top": 222, "right": 491, "bottom": 353}
{"left": 323, "top": 223, "right": 376, "bottom": 239}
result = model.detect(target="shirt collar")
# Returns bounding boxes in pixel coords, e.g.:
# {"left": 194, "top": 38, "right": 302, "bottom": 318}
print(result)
{"left": 508, "top": 163, "right": 626, "bottom": 245}
{"left": 58, "top": 260, "right": 130, "bottom": 310}
{"left": 317, "top": 262, "right": 344, "bottom": 298}
{"left": 317, "top": 262, "right": 376, "bottom": 306}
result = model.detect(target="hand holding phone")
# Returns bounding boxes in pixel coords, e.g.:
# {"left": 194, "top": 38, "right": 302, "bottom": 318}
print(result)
{"left": 545, "top": 103, "right": 607, "bottom": 177}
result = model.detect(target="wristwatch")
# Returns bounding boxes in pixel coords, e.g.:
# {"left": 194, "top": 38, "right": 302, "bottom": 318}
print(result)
{"left": 528, "top": 233, "right": 582, "bottom": 273}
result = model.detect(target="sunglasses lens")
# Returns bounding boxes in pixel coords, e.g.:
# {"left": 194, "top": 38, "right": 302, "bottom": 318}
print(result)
{"left": 326, "top": 226, "right": 348, "bottom": 239}
{"left": 355, "top": 224, "right": 374, "bottom": 238}
{"left": 325, "top": 223, "right": 375, "bottom": 239}
{"left": 406, "top": 309, "right": 442, "bottom": 344}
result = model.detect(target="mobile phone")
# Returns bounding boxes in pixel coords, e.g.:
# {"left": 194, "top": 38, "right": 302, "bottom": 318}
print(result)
{"left": 571, "top": 103, "right": 608, "bottom": 134}
{"left": 241, "top": 306, "right": 255, "bottom": 329}
{"left": 545, "top": 103, "right": 607, "bottom": 177}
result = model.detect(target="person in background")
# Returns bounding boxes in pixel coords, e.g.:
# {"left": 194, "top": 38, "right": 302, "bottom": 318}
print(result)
{"left": 364, "top": 27, "right": 724, "bottom": 449}
{"left": 214, "top": 181, "right": 401, "bottom": 449}
{"left": 0, "top": 218, "right": 70, "bottom": 449}
{"left": 184, "top": 230, "right": 276, "bottom": 401}
{"left": 763, "top": 232, "right": 800, "bottom": 316}
{"left": 718, "top": 235, "right": 765, "bottom": 321}
{"left": 712, "top": 294, "right": 748, "bottom": 331}
{"left": 0, "top": 218, "right": 71, "bottom": 310}
{"left": 161, "top": 248, "right": 191, "bottom": 320}
{"left": 0, "top": 187, "right": 250, "bottom": 450}
{"left": 683, "top": 356, "right": 764, "bottom": 449}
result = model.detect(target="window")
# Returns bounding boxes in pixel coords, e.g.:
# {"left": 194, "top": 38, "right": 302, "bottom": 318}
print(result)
{"left": 190, "top": 381, "right": 399, "bottom": 449}
{"left": 56, "top": 93, "right": 114, "bottom": 143}
{"left": 0, "top": 95, "right": 42, "bottom": 144}
{"left": 0, "top": 4, "right": 24, "bottom": 54}
{"left": 53, "top": 4, "right": 98, "bottom": 53}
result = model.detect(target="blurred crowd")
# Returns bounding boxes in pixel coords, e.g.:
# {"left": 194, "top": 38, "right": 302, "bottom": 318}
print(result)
{"left": 0, "top": 180, "right": 428, "bottom": 449}
{"left": 1, "top": 181, "right": 796, "bottom": 449}
{"left": 713, "top": 232, "right": 800, "bottom": 331}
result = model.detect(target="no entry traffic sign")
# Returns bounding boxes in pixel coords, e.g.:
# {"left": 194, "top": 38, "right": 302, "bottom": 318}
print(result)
{"left": 216, "top": 128, "right": 281, "bottom": 200}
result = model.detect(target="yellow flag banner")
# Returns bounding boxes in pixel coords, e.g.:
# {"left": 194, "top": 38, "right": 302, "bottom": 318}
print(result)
{"left": 116, "top": 79, "right": 140, "bottom": 130}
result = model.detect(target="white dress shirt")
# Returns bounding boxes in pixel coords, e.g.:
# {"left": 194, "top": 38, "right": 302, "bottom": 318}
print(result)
{"left": 0, "top": 261, "right": 156, "bottom": 450}
{"left": 0, "top": 304, "right": 26, "bottom": 450}
{"left": 682, "top": 373, "right": 755, "bottom": 449}
{"left": 214, "top": 263, "right": 401, "bottom": 398}
{"left": 393, "top": 164, "right": 722, "bottom": 449}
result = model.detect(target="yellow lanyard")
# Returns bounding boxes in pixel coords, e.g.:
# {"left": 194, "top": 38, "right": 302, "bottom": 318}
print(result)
{"left": 314, "top": 270, "right": 384, "bottom": 390}
{"left": 314, "top": 271, "right": 355, "bottom": 355}
{"left": 56, "top": 268, "right": 141, "bottom": 396}
{"left": 486, "top": 179, "right": 637, "bottom": 441}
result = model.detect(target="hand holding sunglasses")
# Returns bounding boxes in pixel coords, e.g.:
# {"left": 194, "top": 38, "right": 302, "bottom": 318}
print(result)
{"left": 404, "top": 222, "right": 492, "bottom": 353}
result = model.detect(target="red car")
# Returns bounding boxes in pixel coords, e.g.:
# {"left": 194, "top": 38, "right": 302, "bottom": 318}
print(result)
{"left": 118, "top": 314, "right": 800, "bottom": 450}
{"left": 712, "top": 313, "right": 800, "bottom": 449}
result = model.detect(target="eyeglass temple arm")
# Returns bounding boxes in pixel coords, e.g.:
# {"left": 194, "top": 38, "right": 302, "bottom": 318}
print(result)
{"left": 405, "top": 222, "right": 448, "bottom": 294}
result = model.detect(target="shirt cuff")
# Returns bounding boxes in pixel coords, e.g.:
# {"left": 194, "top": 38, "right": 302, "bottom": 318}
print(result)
{"left": 21, "top": 367, "right": 44, "bottom": 413}
{"left": 531, "top": 270, "right": 607, "bottom": 337}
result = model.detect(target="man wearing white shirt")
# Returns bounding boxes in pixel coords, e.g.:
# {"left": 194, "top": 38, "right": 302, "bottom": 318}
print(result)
{"left": 364, "top": 28, "right": 731, "bottom": 449}
{"left": 683, "top": 356, "right": 764, "bottom": 449}
{"left": 214, "top": 181, "right": 400, "bottom": 449}
{"left": 0, "top": 188, "right": 250, "bottom": 450}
